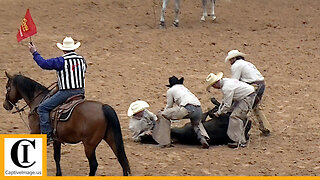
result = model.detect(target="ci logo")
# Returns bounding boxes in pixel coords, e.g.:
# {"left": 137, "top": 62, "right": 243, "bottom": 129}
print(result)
{"left": 10, "top": 139, "right": 36, "bottom": 168}
{"left": 3, "top": 135, "right": 45, "bottom": 176}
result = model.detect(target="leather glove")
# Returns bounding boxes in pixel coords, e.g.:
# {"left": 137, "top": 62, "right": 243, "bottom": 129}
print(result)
{"left": 145, "top": 130, "right": 152, "bottom": 136}
{"left": 213, "top": 111, "right": 220, "bottom": 117}
{"left": 28, "top": 43, "right": 37, "bottom": 54}
{"left": 252, "top": 84, "right": 259, "bottom": 91}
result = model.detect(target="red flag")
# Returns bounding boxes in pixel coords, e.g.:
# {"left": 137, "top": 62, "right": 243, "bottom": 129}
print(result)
{"left": 16, "top": 9, "right": 37, "bottom": 42}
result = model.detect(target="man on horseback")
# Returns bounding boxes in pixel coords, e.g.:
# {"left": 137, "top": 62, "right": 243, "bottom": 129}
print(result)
{"left": 159, "top": 76, "right": 210, "bottom": 148}
{"left": 224, "top": 50, "right": 271, "bottom": 136}
{"left": 206, "top": 72, "right": 256, "bottom": 148}
{"left": 28, "top": 37, "right": 87, "bottom": 144}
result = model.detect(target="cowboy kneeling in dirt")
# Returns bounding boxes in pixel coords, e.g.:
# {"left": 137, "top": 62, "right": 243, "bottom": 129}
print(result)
{"left": 127, "top": 100, "right": 157, "bottom": 142}
{"left": 127, "top": 100, "right": 172, "bottom": 146}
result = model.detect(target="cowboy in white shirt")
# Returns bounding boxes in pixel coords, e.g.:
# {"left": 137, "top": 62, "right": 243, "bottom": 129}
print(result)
{"left": 206, "top": 72, "right": 256, "bottom": 148}
{"left": 160, "top": 76, "right": 210, "bottom": 149}
{"left": 225, "top": 50, "right": 271, "bottom": 136}
{"left": 128, "top": 101, "right": 157, "bottom": 142}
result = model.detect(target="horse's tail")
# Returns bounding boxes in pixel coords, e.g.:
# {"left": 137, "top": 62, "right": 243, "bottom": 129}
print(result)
{"left": 102, "top": 104, "right": 131, "bottom": 176}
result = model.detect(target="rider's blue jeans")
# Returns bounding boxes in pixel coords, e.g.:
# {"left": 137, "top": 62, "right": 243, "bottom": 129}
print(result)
{"left": 37, "top": 89, "right": 85, "bottom": 135}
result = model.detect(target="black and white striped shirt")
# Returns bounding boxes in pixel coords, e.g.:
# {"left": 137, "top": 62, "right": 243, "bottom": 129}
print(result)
{"left": 57, "top": 52, "right": 87, "bottom": 90}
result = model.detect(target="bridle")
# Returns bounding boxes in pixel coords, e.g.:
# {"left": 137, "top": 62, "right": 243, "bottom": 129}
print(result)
{"left": 5, "top": 85, "right": 31, "bottom": 131}
{"left": 5, "top": 81, "right": 58, "bottom": 131}
{"left": 5, "top": 86, "right": 21, "bottom": 113}
{"left": 6, "top": 82, "right": 57, "bottom": 114}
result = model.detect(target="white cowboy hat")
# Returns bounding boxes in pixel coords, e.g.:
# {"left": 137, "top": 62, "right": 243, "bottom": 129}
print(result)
{"left": 127, "top": 100, "right": 150, "bottom": 117}
{"left": 224, "top": 50, "right": 246, "bottom": 63}
{"left": 206, "top": 72, "right": 223, "bottom": 92}
{"left": 56, "top": 37, "right": 81, "bottom": 51}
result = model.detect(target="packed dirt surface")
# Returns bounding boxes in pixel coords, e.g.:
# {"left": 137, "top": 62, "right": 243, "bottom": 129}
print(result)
{"left": 1, "top": 0, "right": 319, "bottom": 176}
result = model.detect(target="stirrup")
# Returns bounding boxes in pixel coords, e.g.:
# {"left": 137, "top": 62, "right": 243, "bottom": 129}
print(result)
{"left": 47, "top": 137, "right": 54, "bottom": 146}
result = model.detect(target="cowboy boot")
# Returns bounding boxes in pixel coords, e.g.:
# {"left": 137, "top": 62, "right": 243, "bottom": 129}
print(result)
{"left": 193, "top": 125, "right": 209, "bottom": 149}
{"left": 253, "top": 107, "right": 271, "bottom": 136}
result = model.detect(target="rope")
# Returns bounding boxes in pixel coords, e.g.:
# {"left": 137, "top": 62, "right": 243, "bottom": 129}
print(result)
{"left": 16, "top": 106, "right": 31, "bottom": 131}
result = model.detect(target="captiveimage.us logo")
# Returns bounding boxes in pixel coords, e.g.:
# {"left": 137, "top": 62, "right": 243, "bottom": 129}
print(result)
{"left": 1, "top": 134, "right": 47, "bottom": 176}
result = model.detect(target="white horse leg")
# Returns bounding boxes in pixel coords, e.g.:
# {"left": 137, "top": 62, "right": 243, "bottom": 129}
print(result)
{"left": 201, "top": 0, "right": 208, "bottom": 21}
{"left": 160, "top": 0, "right": 169, "bottom": 27}
{"left": 173, "top": 0, "right": 180, "bottom": 27}
{"left": 211, "top": 0, "right": 216, "bottom": 21}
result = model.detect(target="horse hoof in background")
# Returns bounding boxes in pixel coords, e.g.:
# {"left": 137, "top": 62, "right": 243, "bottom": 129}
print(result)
{"left": 201, "top": 0, "right": 216, "bottom": 22}
{"left": 159, "top": 21, "right": 166, "bottom": 28}
{"left": 160, "top": 0, "right": 216, "bottom": 25}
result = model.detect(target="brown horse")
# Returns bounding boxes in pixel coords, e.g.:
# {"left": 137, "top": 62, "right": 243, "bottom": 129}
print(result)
{"left": 3, "top": 72, "right": 131, "bottom": 176}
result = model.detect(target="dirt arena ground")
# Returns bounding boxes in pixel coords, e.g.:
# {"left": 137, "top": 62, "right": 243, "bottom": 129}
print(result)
{"left": 0, "top": 0, "right": 319, "bottom": 176}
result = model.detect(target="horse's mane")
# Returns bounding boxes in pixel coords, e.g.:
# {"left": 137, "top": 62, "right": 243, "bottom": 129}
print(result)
{"left": 12, "top": 74, "right": 49, "bottom": 100}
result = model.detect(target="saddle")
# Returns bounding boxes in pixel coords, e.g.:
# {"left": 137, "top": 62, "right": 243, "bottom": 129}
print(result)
{"left": 50, "top": 94, "right": 85, "bottom": 122}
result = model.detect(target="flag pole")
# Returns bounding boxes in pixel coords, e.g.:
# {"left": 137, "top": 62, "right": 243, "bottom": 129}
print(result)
{"left": 29, "top": 37, "right": 33, "bottom": 45}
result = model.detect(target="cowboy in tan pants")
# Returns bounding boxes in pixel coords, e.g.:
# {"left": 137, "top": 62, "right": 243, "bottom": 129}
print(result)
{"left": 206, "top": 72, "right": 256, "bottom": 148}
{"left": 224, "top": 50, "right": 271, "bottom": 136}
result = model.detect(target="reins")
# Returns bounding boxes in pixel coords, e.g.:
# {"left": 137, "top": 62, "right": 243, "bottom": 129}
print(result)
{"left": 9, "top": 82, "right": 58, "bottom": 131}
{"left": 6, "top": 99, "right": 31, "bottom": 131}
{"left": 11, "top": 82, "right": 57, "bottom": 114}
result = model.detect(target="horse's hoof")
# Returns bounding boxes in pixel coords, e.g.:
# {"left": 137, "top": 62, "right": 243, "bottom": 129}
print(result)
{"left": 173, "top": 21, "right": 179, "bottom": 27}
{"left": 212, "top": 15, "right": 217, "bottom": 21}
{"left": 201, "top": 16, "right": 206, "bottom": 22}
{"left": 159, "top": 21, "right": 165, "bottom": 28}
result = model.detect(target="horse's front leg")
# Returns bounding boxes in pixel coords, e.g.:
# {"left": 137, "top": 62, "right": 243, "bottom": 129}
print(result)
{"left": 201, "top": 0, "right": 208, "bottom": 21}
{"left": 53, "top": 141, "right": 62, "bottom": 176}
{"left": 28, "top": 113, "right": 41, "bottom": 134}
{"left": 211, "top": 0, "right": 216, "bottom": 21}
{"left": 173, "top": 0, "right": 180, "bottom": 27}
{"left": 160, "top": 0, "right": 169, "bottom": 27}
